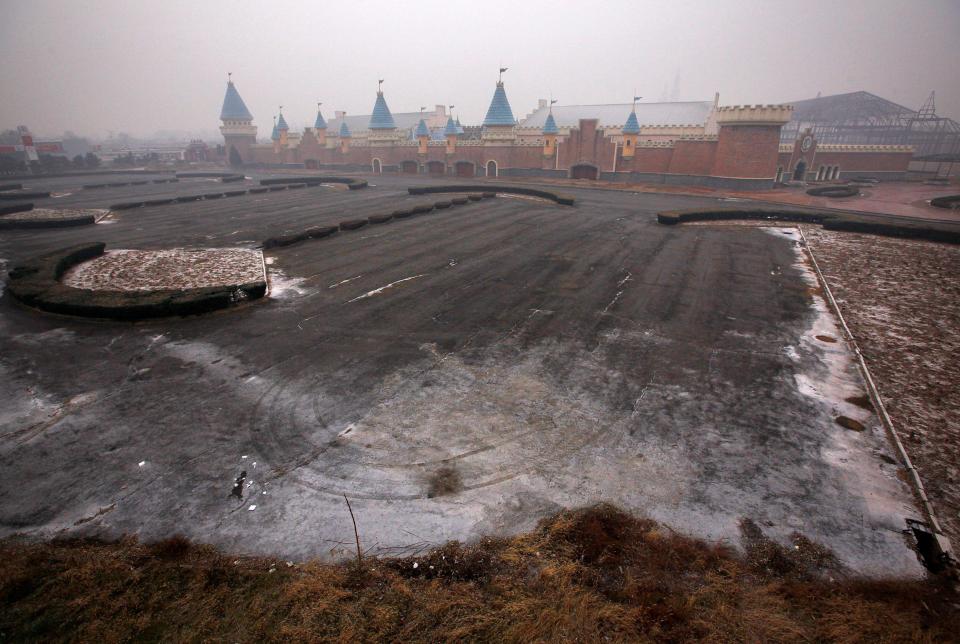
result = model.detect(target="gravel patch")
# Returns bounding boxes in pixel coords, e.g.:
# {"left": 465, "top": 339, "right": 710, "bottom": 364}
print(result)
{"left": 61, "top": 248, "right": 265, "bottom": 292}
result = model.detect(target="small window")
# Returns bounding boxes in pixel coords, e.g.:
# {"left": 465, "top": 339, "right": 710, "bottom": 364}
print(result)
{"left": 626, "top": 140, "right": 631, "bottom": 147}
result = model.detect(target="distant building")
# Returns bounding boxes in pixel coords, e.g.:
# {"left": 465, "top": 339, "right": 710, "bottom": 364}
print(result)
{"left": 220, "top": 77, "right": 915, "bottom": 188}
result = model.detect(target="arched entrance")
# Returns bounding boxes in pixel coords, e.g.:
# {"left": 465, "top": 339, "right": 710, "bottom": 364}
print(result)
{"left": 455, "top": 161, "right": 475, "bottom": 178}
{"left": 486, "top": 160, "right": 498, "bottom": 177}
{"left": 372, "top": 158, "right": 382, "bottom": 174}
{"left": 793, "top": 160, "right": 806, "bottom": 181}
{"left": 401, "top": 160, "right": 418, "bottom": 174}
{"left": 427, "top": 161, "right": 445, "bottom": 176}
{"left": 570, "top": 163, "right": 598, "bottom": 180}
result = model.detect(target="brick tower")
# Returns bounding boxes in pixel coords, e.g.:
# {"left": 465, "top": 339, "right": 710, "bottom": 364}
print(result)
{"left": 711, "top": 105, "right": 793, "bottom": 183}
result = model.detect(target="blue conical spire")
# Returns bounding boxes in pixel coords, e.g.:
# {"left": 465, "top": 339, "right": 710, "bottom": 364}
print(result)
{"left": 543, "top": 112, "right": 559, "bottom": 135}
{"left": 622, "top": 110, "right": 641, "bottom": 135}
{"left": 277, "top": 111, "right": 289, "bottom": 131}
{"left": 270, "top": 117, "right": 280, "bottom": 141}
{"left": 314, "top": 108, "right": 327, "bottom": 129}
{"left": 369, "top": 91, "right": 397, "bottom": 130}
{"left": 455, "top": 117, "right": 464, "bottom": 134}
{"left": 220, "top": 80, "right": 253, "bottom": 121}
{"left": 414, "top": 118, "right": 430, "bottom": 138}
{"left": 339, "top": 121, "right": 351, "bottom": 137}
{"left": 444, "top": 116, "right": 458, "bottom": 136}
{"left": 483, "top": 81, "right": 516, "bottom": 127}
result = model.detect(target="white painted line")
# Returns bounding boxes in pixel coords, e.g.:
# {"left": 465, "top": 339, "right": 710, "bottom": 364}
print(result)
{"left": 347, "top": 274, "right": 427, "bottom": 303}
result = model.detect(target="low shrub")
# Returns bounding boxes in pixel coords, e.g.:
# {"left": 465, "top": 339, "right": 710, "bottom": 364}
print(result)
{"left": 262, "top": 225, "right": 338, "bottom": 249}
{"left": 0, "top": 203, "right": 33, "bottom": 216}
{"left": 930, "top": 194, "right": 960, "bottom": 209}
{"left": 806, "top": 185, "right": 859, "bottom": 198}
{"left": 0, "top": 191, "right": 51, "bottom": 201}
{"left": 339, "top": 219, "right": 368, "bottom": 230}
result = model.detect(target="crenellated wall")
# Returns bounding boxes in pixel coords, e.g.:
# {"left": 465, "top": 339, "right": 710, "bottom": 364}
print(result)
{"left": 230, "top": 104, "right": 912, "bottom": 188}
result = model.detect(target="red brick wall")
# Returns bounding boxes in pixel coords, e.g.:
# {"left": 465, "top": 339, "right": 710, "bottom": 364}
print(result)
{"left": 667, "top": 140, "right": 717, "bottom": 175}
{"left": 621, "top": 147, "right": 673, "bottom": 173}
{"left": 557, "top": 119, "right": 617, "bottom": 172}
{"left": 712, "top": 125, "right": 781, "bottom": 178}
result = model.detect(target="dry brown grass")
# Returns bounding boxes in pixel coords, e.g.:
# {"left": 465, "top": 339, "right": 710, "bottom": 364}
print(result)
{"left": 1, "top": 504, "right": 957, "bottom": 642}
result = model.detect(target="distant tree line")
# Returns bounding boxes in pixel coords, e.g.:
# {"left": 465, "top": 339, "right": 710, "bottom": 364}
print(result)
{"left": 0, "top": 152, "right": 101, "bottom": 175}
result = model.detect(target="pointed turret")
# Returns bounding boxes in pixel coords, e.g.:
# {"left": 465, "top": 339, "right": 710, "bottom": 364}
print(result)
{"left": 483, "top": 82, "right": 516, "bottom": 126}
{"left": 276, "top": 109, "right": 289, "bottom": 147}
{"left": 415, "top": 118, "right": 430, "bottom": 154}
{"left": 542, "top": 112, "right": 559, "bottom": 135}
{"left": 482, "top": 78, "right": 517, "bottom": 142}
{"left": 219, "top": 75, "right": 257, "bottom": 166}
{"left": 271, "top": 116, "right": 281, "bottom": 154}
{"left": 220, "top": 80, "right": 254, "bottom": 121}
{"left": 369, "top": 91, "right": 397, "bottom": 130}
{"left": 444, "top": 116, "right": 458, "bottom": 136}
{"left": 314, "top": 103, "right": 328, "bottom": 145}
{"left": 622, "top": 107, "right": 640, "bottom": 159}
{"left": 542, "top": 110, "right": 559, "bottom": 158}
{"left": 339, "top": 120, "right": 352, "bottom": 153}
{"left": 444, "top": 116, "right": 458, "bottom": 154}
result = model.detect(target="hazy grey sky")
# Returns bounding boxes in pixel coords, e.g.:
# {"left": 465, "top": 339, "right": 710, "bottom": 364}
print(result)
{"left": 2, "top": 0, "right": 958, "bottom": 139}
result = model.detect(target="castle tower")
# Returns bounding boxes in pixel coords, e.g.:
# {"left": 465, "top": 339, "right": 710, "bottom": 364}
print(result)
{"left": 481, "top": 75, "right": 517, "bottom": 143}
{"left": 712, "top": 105, "right": 793, "bottom": 184}
{"left": 415, "top": 118, "right": 430, "bottom": 155}
{"left": 368, "top": 84, "right": 400, "bottom": 144}
{"left": 314, "top": 103, "right": 327, "bottom": 146}
{"left": 277, "top": 109, "right": 290, "bottom": 147}
{"left": 542, "top": 110, "right": 559, "bottom": 158}
{"left": 339, "top": 120, "right": 352, "bottom": 153}
{"left": 444, "top": 116, "right": 458, "bottom": 155}
{"left": 621, "top": 109, "right": 640, "bottom": 159}
{"left": 219, "top": 76, "right": 257, "bottom": 165}
{"left": 270, "top": 117, "right": 280, "bottom": 154}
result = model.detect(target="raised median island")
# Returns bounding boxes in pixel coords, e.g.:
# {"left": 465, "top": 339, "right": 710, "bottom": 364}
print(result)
{"left": 657, "top": 207, "right": 960, "bottom": 244}
{"left": 6, "top": 244, "right": 267, "bottom": 320}
{"left": 408, "top": 184, "right": 574, "bottom": 205}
